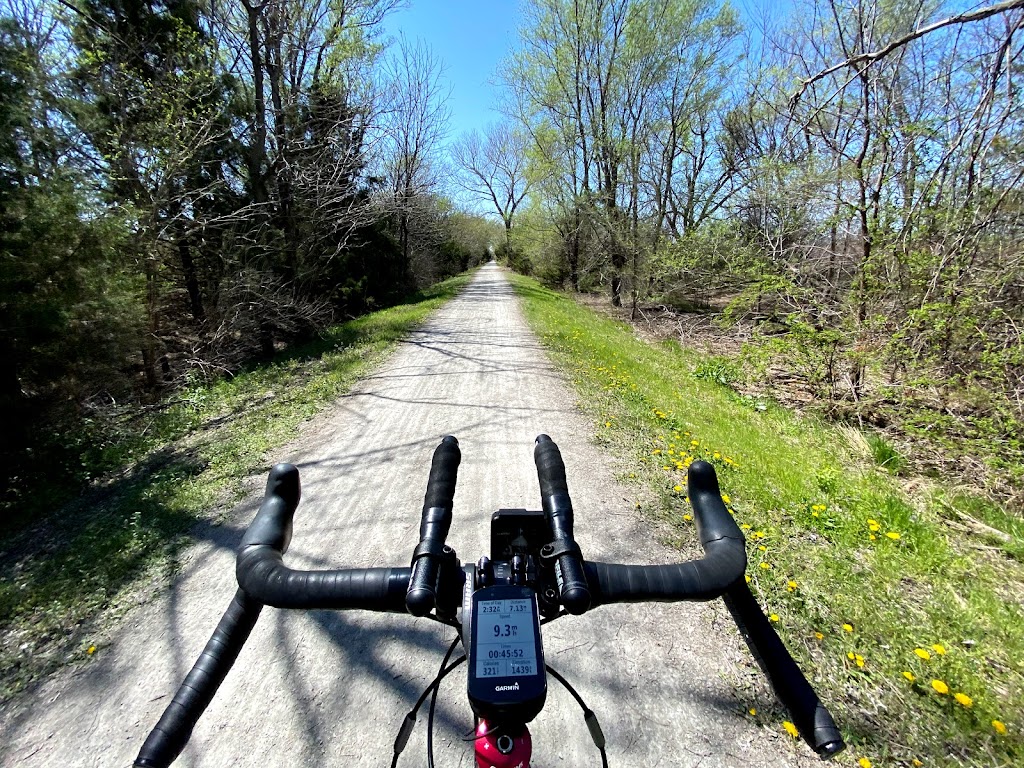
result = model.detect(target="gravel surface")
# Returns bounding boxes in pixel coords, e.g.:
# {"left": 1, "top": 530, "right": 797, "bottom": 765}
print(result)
{"left": 0, "top": 263, "right": 820, "bottom": 767}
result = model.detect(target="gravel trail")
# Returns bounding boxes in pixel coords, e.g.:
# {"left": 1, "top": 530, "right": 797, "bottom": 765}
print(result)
{"left": 0, "top": 263, "right": 818, "bottom": 767}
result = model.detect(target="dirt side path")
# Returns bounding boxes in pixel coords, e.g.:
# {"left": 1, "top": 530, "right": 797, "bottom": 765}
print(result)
{"left": 0, "top": 264, "right": 817, "bottom": 767}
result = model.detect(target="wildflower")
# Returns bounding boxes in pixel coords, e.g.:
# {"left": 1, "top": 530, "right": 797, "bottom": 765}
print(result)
{"left": 847, "top": 652, "right": 855, "bottom": 660}
{"left": 812, "top": 511, "right": 820, "bottom": 518}
{"left": 748, "top": 708, "right": 756, "bottom": 716}
{"left": 814, "top": 632, "right": 824, "bottom": 640}
{"left": 674, "top": 485, "right": 683, "bottom": 492}
{"left": 782, "top": 721, "right": 799, "bottom": 738}
{"left": 744, "top": 574, "right": 751, "bottom": 583}
{"left": 914, "top": 648, "right": 931, "bottom": 660}
{"left": 690, "top": 440, "right": 699, "bottom": 447}
{"left": 869, "top": 534, "right": 877, "bottom": 541}
{"left": 931, "top": 644, "right": 946, "bottom": 655}
{"left": 713, "top": 452, "right": 721, "bottom": 460}
{"left": 992, "top": 720, "right": 1007, "bottom": 735}
{"left": 886, "top": 531, "right": 901, "bottom": 540}
{"left": 842, "top": 623, "right": 854, "bottom": 633}
{"left": 855, "top": 654, "right": 865, "bottom": 668}
{"left": 903, "top": 671, "right": 915, "bottom": 682}
{"left": 858, "top": 758, "right": 872, "bottom": 768}
{"left": 740, "top": 523, "right": 751, "bottom": 530}
{"left": 912, "top": 760, "right": 923, "bottom": 767}
{"left": 769, "top": 614, "right": 780, "bottom": 622}
{"left": 753, "top": 530, "right": 766, "bottom": 539}
{"left": 721, "top": 493, "right": 730, "bottom": 503}
{"left": 683, "top": 514, "right": 693, "bottom": 522}
{"left": 867, "top": 519, "right": 880, "bottom": 531}
{"left": 786, "top": 580, "right": 797, "bottom": 592}
{"left": 953, "top": 692, "right": 973, "bottom": 708}
{"left": 758, "top": 545, "right": 767, "bottom": 552}
{"left": 931, "top": 679, "right": 949, "bottom": 695}
{"left": 759, "top": 562, "right": 770, "bottom": 570}
{"left": 87, "top": 645, "right": 97, "bottom": 655}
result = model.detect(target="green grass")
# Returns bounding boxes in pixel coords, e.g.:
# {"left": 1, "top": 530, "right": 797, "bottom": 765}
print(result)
{"left": 509, "top": 274, "right": 1023, "bottom": 768}
{"left": 0, "top": 273, "right": 471, "bottom": 701}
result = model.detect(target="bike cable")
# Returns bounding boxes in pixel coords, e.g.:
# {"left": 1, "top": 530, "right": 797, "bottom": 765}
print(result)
{"left": 546, "top": 664, "right": 609, "bottom": 768}
{"left": 391, "top": 636, "right": 465, "bottom": 768}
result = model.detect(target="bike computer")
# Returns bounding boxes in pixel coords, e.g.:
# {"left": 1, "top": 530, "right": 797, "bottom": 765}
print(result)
{"left": 466, "top": 584, "right": 546, "bottom": 723}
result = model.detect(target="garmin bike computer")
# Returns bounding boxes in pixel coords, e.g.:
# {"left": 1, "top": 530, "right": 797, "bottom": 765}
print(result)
{"left": 467, "top": 584, "right": 546, "bottom": 723}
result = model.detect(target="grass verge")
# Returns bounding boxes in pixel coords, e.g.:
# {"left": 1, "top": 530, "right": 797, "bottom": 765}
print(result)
{"left": 509, "top": 273, "right": 1022, "bottom": 768}
{"left": 0, "top": 273, "right": 471, "bottom": 702}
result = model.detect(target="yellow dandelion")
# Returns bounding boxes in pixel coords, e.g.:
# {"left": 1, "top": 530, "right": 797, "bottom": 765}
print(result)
{"left": 869, "top": 534, "right": 877, "bottom": 541}
{"left": 812, "top": 511, "right": 820, "bottom": 518}
{"left": 858, "top": 758, "right": 872, "bottom": 768}
{"left": 786, "top": 580, "right": 798, "bottom": 591}
{"left": 855, "top": 655, "right": 865, "bottom": 668}
{"left": 748, "top": 707, "right": 757, "bottom": 716}
{"left": 953, "top": 692, "right": 973, "bottom": 708}
{"left": 842, "top": 623, "right": 854, "bottom": 633}
{"left": 903, "top": 671, "right": 916, "bottom": 682}
{"left": 847, "top": 652, "right": 856, "bottom": 660}
{"left": 992, "top": 720, "right": 1007, "bottom": 735}
{"left": 769, "top": 614, "right": 780, "bottom": 622}
{"left": 758, "top": 545, "right": 767, "bottom": 552}
{"left": 814, "top": 632, "right": 824, "bottom": 640}
{"left": 931, "top": 679, "right": 949, "bottom": 695}
{"left": 914, "top": 648, "right": 931, "bottom": 660}
{"left": 911, "top": 760, "right": 923, "bottom": 767}
{"left": 740, "top": 523, "right": 751, "bottom": 530}
{"left": 87, "top": 645, "right": 97, "bottom": 655}
{"left": 759, "top": 562, "right": 771, "bottom": 570}
{"left": 886, "top": 531, "right": 901, "bottom": 540}
{"left": 713, "top": 452, "right": 721, "bottom": 460}
{"left": 683, "top": 514, "right": 693, "bottom": 522}
{"left": 674, "top": 484, "right": 683, "bottom": 492}
{"left": 690, "top": 440, "right": 699, "bottom": 447}
{"left": 931, "top": 644, "right": 946, "bottom": 655}
{"left": 782, "top": 721, "right": 799, "bottom": 738}
{"left": 721, "top": 493, "right": 730, "bottom": 503}
{"left": 753, "top": 530, "right": 766, "bottom": 539}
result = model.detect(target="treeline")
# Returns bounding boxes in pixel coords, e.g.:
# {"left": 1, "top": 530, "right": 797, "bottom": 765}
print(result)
{"left": 491, "top": 0, "right": 1023, "bottom": 486}
{"left": 0, "top": 0, "right": 496, "bottom": 521}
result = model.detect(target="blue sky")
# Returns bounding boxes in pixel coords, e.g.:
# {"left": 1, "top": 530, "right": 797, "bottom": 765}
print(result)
{"left": 382, "top": 0, "right": 522, "bottom": 142}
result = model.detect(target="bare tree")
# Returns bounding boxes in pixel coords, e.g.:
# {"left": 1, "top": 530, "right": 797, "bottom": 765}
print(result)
{"left": 450, "top": 123, "right": 533, "bottom": 247}
{"left": 376, "top": 34, "right": 452, "bottom": 273}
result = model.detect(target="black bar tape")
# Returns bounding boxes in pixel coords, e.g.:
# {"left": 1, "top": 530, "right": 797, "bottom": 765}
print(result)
{"left": 237, "top": 551, "right": 413, "bottom": 611}
{"left": 235, "top": 462, "right": 413, "bottom": 611}
{"left": 584, "top": 540, "right": 746, "bottom": 605}
{"left": 534, "top": 435, "right": 590, "bottom": 614}
{"left": 407, "top": 436, "right": 461, "bottom": 616}
{"left": 134, "top": 589, "right": 262, "bottom": 768}
{"left": 724, "top": 581, "right": 846, "bottom": 759}
{"left": 584, "top": 461, "right": 746, "bottom": 605}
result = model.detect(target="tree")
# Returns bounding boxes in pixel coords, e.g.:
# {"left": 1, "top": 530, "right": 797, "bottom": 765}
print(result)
{"left": 451, "top": 122, "right": 533, "bottom": 247}
{"left": 376, "top": 34, "right": 452, "bottom": 283}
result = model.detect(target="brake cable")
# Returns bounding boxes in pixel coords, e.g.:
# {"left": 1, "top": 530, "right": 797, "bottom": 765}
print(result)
{"left": 546, "top": 664, "right": 609, "bottom": 768}
{"left": 391, "top": 636, "right": 465, "bottom": 768}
